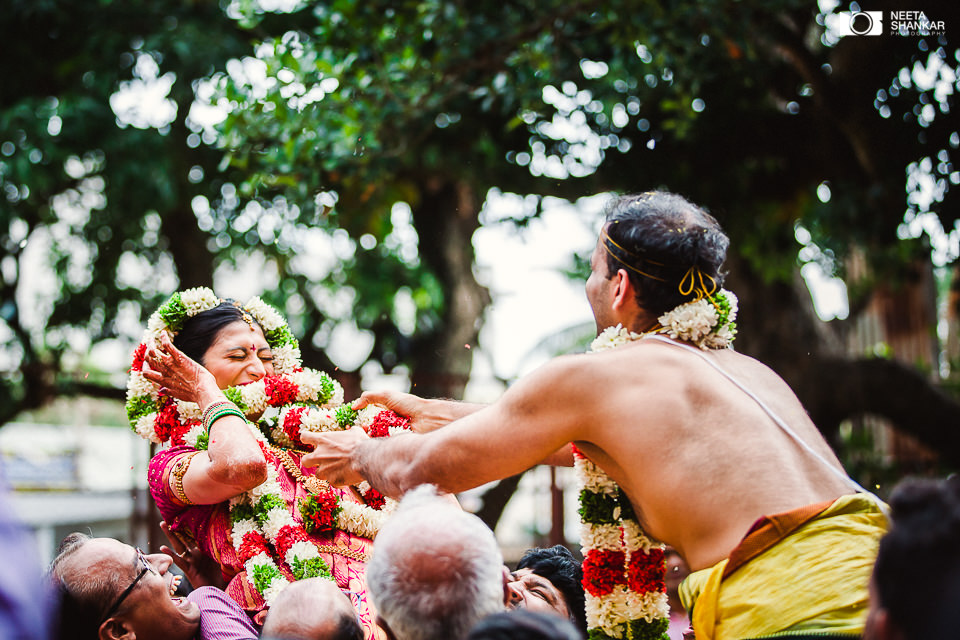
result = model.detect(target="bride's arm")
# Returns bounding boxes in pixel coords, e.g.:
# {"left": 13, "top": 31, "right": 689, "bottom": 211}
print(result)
{"left": 144, "top": 334, "right": 267, "bottom": 505}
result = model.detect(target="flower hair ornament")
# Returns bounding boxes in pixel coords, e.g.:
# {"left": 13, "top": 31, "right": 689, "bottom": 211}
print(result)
{"left": 125, "top": 287, "right": 410, "bottom": 606}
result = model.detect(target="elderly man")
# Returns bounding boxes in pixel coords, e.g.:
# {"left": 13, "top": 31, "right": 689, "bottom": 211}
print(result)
{"left": 303, "top": 191, "right": 888, "bottom": 639}
{"left": 260, "top": 577, "right": 363, "bottom": 640}
{"left": 365, "top": 485, "right": 504, "bottom": 640}
{"left": 50, "top": 533, "right": 257, "bottom": 640}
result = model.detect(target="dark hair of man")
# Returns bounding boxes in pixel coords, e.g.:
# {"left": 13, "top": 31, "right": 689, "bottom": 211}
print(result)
{"left": 49, "top": 532, "right": 119, "bottom": 640}
{"left": 516, "top": 545, "right": 586, "bottom": 633}
{"left": 173, "top": 300, "right": 259, "bottom": 365}
{"left": 466, "top": 610, "right": 583, "bottom": 640}
{"left": 602, "top": 191, "right": 729, "bottom": 317}
{"left": 872, "top": 476, "right": 960, "bottom": 640}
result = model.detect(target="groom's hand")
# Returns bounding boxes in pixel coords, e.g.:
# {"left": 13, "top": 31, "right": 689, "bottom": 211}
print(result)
{"left": 353, "top": 390, "right": 486, "bottom": 434}
{"left": 300, "top": 426, "right": 368, "bottom": 487}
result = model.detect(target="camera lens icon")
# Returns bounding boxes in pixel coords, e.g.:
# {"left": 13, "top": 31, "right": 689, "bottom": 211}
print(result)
{"left": 846, "top": 11, "right": 883, "bottom": 36}
{"left": 850, "top": 12, "right": 874, "bottom": 34}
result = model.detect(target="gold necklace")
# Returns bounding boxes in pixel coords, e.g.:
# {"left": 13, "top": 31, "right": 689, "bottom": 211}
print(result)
{"left": 269, "top": 445, "right": 370, "bottom": 563}
{"left": 270, "top": 445, "right": 331, "bottom": 497}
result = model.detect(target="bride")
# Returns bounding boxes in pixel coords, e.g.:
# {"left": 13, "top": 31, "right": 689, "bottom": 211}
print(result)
{"left": 127, "top": 287, "right": 405, "bottom": 637}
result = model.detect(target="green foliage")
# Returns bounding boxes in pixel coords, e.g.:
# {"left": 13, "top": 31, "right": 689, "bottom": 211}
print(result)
{"left": 1, "top": 0, "right": 957, "bottom": 429}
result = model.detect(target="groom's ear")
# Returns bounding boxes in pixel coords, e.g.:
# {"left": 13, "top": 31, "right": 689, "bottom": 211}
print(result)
{"left": 611, "top": 268, "right": 636, "bottom": 311}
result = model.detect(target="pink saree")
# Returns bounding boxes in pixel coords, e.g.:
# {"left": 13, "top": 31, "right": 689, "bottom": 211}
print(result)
{"left": 149, "top": 445, "right": 385, "bottom": 639}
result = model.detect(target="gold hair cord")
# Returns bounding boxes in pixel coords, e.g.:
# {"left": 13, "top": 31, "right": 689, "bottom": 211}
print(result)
{"left": 601, "top": 228, "right": 667, "bottom": 282}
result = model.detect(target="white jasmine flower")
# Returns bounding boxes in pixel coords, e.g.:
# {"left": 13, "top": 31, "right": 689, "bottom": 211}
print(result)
{"left": 262, "top": 580, "right": 288, "bottom": 607}
{"left": 126, "top": 372, "right": 156, "bottom": 400}
{"left": 271, "top": 344, "right": 302, "bottom": 375}
{"left": 581, "top": 523, "right": 622, "bottom": 551}
{"left": 176, "top": 400, "right": 202, "bottom": 421}
{"left": 356, "top": 405, "right": 387, "bottom": 429}
{"left": 590, "top": 325, "right": 643, "bottom": 352}
{"left": 184, "top": 424, "right": 206, "bottom": 449}
{"left": 301, "top": 408, "right": 338, "bottom": 433}
{"left": 135, "top": 414, "right": 161, "bottom": 444}
{"left": 261, "top": 509, "right": 293, "bottom": 540}
{"left": 179, "top": 287, "right": 219, "bottom": 315}
{"left": 622, "top": 520, "right": 659, "bottom": 553}
{"left": 244, "top": 297, "right": 284, "bottom": 332}
{"left": 239, "top": 381, "right": 268, "bottom": 415}
{"left": 286, "top": 541, "right": 317, "bottom": 564}
{"left": 232, "top": 519, "right": 258, "bottom": 542}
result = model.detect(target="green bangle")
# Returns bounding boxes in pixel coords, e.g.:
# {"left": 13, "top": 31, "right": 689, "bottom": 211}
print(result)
{"left": 201, "top": 400, "right": 233, "bottom": 425}
{"left": 204, "top": 406, "right": 246, "bottom": 432}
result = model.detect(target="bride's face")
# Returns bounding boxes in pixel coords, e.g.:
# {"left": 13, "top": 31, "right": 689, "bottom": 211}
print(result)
{"left": 202, "top": 321, "right": 275, "bottom": 389}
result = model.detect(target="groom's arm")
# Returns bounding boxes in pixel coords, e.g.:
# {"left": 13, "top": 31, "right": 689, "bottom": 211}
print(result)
{"left": 303, "top": 355, "right": 587, "bottom": 496}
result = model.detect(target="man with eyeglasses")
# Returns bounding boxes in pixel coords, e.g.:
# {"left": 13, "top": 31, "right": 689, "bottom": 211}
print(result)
{"left": 50, "top": 533, "right": 257, "bottom": 640}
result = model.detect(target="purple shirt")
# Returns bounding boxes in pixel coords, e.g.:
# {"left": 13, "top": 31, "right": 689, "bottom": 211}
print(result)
{"left": 188, "top": 587, "right": 258, "bottom": 640}
{"left": 0, "top": 470, "right": 53, "bottom": 640}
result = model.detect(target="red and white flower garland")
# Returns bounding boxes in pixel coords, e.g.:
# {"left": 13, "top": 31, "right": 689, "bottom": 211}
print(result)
{"left": 125, "top": 287, "right": 410, "bottom": 607}
{"left": 574, "top": 447, "right": 669, "bottom": 640}
{"left": 578, "top": 303, "right": 737, "bottom": 640}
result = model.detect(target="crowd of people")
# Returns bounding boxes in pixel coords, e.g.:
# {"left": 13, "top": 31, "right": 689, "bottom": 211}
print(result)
{"left": 48, "top": 486, "right": 587, "bottom": 640}
{"left": 4, "top": 191, "right": 959, "bottom": 639}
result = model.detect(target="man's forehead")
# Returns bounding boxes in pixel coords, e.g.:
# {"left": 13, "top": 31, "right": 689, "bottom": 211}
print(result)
{"left": 79, "top": 538, "right": 135, "bottom": 568}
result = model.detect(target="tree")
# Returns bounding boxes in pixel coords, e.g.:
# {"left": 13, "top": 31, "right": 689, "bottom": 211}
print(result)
{"left": 2, "top": 1, "right": 958, "bottom": 531}
{"left": 213, "top": 0, "right": 960, "bottom": 465}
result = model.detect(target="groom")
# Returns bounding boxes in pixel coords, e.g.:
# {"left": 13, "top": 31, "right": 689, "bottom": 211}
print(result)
{"left": 303, "top": 191, "right": 887, "bottom": 639}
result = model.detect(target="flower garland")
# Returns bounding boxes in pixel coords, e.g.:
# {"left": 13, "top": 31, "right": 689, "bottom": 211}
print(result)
{"left": 574, "top": 447, "right": 669, "bottom": 640}
{"left": 577, "top": 291, "right": 737, "bottom": 639}
{"left": 658, "top": 289, "right": 737, "bottom": 350}
{"left": 124, "top": 287, "right": 409, "bottom": 607}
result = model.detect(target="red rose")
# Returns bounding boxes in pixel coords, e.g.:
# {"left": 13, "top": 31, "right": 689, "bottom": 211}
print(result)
{"left": 363, "top": 488, "right": 387, "bottom": 510}
{"left": 582, "top": 549, "right": 626, "bottom": 596}
{"left": 131, "top": 343, "right": 148, "bottom": 372}
{"left": 274, "top": 524, "right": 309, "bottom": 558}
{"left": 626, "top": 548, "right": 666, "bottom": 594}
{"left": 369, "top": 410, "right": 410, "bottom": 438}
{"left": 265, "top": 375, "right": 299, "bottom": 406}
{"left": 282, "top": 407, "right": 308, "bottom": 449}
{"left": 238, "top": 531, "right": 270, "bottom": 561}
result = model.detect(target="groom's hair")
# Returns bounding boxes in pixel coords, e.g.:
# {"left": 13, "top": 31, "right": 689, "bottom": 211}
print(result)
{"left": 872, "top": 475, "right": 960, "bottom": 640}
{"left": 366, "top": 485, "right": 505, "bottom": 640}
{"left": 602, "top": 191, "right": 728, "bottom": 317}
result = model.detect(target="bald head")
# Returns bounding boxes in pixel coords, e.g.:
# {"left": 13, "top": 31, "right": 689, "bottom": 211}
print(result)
{"left": 261, "top": 578, "right": 362, "bottom": 640}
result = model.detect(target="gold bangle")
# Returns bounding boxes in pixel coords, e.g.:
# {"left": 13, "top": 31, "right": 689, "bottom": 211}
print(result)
{"left": 170, "top": 451, "right": 201, "bottom": 505}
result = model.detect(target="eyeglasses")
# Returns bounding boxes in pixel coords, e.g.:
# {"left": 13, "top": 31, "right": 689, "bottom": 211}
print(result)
{"left": 100, "top": 548, "right": 157, "bottom": 623}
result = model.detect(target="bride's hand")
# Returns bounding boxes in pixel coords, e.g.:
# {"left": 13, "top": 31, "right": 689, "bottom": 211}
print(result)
{"left": 142, "top": 333, "right": 217, "bottom": 404}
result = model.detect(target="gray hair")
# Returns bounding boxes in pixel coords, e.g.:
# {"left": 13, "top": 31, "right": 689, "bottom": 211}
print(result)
{"left": 367, "top": 485, "right": 505, "bottom": 640}
{"left": 49, "top": 533, "right": 124, "bottom": 638}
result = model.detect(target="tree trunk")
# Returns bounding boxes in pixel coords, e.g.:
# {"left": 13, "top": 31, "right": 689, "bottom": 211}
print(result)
{"left": 408, "top": 179, "right": 491, "bottom": 399}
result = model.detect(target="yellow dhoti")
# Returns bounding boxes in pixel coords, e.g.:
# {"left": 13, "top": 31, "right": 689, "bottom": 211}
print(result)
{"left": 679, "top": 494, "right": 888, "bottom": 640}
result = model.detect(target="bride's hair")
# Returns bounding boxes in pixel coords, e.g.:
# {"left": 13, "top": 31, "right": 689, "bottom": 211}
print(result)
{"left": 173, "top": 299, "right": 255, "bottom": 364}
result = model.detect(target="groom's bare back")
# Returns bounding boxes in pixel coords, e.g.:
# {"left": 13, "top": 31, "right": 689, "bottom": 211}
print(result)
{"left": 377, "top": 336, "right": 853, "bottom": 573}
